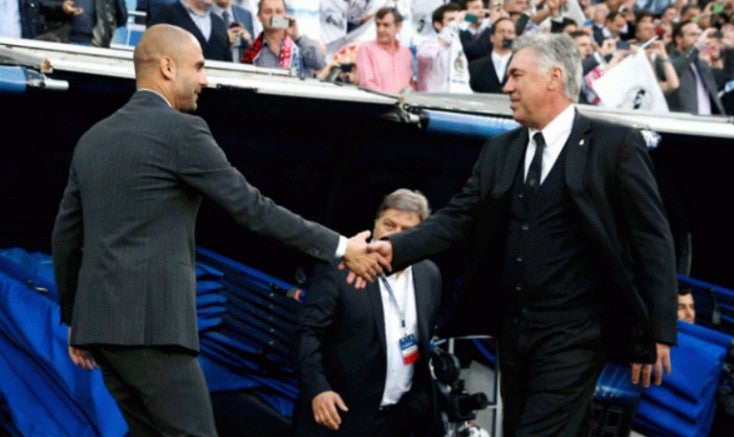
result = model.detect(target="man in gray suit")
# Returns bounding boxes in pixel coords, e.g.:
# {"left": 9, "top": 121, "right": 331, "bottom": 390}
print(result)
{"left": 51, "top": 23, "right": 388, "bottom": 436}
{"left": 666, "top": 21, "right": 726, "bottom": 115}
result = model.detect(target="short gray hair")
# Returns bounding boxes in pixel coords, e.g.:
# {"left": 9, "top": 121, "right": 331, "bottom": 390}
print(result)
{"left": 375, "top": 189, "right": 431, "bottom": 221}
{"left": 512, "top": 32, "right": 581, "bottom": 102}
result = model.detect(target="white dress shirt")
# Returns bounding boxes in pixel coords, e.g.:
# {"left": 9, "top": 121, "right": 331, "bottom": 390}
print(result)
{"left": 379, "top": 266, "right": 417, "bottom": 406}
{"left": 525, "top": 104, "right": 575, "bottom": 184}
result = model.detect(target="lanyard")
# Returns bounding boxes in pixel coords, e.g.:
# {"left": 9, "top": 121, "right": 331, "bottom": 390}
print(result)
{"left": 379, "top": 274, "right": 408, "bottom": 332}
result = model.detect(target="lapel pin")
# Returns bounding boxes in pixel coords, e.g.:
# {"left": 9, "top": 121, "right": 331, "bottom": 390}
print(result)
{"left": 579, "top": 139, "right": 585, "bottom": 146}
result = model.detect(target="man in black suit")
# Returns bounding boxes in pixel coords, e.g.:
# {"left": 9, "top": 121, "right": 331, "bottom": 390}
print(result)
{"left": 293, "top": 189, "right": 442, "bottom": 437}
{"left": 468, "top": 16, "right": 515, "bottom": 93}
{"left": 365, "top": 32, "right": 677, "bottom": 436}
{"left": 149, "top": 0, "right": 232, "bottom": 61}
{"left": 51, "top": 24, "right": 388, "bottom": 436}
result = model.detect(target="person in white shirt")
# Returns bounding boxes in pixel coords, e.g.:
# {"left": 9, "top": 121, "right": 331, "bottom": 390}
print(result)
{"left": 416, "top": 1, "right": 465, "bottom": 92}
{"left": 468, "top": 16, "right": 515, "bottom": 93}
{"left": 293, "top": 188, "right": 443, "bottom": 437}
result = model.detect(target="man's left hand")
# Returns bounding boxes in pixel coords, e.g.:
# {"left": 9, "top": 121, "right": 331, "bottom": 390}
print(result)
{"left": 631, "top": 342, "right": 671, "bottom": 387}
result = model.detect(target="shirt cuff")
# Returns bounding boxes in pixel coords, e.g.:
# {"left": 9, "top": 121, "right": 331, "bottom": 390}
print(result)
{"left": 335, "top": 235, "right": 347, "bottom": 259}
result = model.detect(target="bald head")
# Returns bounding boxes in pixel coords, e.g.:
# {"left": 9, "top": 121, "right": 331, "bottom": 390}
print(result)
{"left": 134, "top": 24, "right": 200, "bottom": 84}
{"left": 133, "top": 24, "right": 208, "bottom": 112}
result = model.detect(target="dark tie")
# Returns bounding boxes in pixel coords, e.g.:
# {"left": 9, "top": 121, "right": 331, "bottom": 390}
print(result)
{"left": 526, "top": 132, "right": 545, "bottom": 191}
{"left": 222, "top": 10, "right": 231, "bottom": 26}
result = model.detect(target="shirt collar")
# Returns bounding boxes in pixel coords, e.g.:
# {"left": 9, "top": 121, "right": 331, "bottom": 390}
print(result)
{"left": 528, "top": 104, "right": 575, "bottom": 149}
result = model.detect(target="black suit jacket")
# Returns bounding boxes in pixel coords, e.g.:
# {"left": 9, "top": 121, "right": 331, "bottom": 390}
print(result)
{"left": 149, "top": 2, "right": 231, "bottom": 61}
{"left": 389, "top": 111, "right": 677, "bottom": 364}
{"left": 51, "top": 91, "right": 340, "bottom": 352}
{"left": 293, "top": 259, "right": 442, "bottom": 436}
{"left": 468, "top": 52, "right": 510, "bottom": 93}
{"left": 460, "top": 26, "right": 492, "bottom": 62}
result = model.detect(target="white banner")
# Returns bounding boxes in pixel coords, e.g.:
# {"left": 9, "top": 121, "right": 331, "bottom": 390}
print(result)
{"left": 590, "top": 50, "right": 669, "bottom": 113}
{"left": 447, "top": 24, "right": 472, "bottom": 93}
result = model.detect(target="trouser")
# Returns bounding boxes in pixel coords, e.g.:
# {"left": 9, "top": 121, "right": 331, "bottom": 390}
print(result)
{"left": 497, "top": 314, "right": 605, "bottom": 437}
{"left": 91, "top": 345, "right": 218, "bottom": 437}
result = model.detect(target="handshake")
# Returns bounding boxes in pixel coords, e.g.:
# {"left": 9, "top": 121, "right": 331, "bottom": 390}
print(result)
{"left": 340, "top": 230, "right": 395, "bottom": 288}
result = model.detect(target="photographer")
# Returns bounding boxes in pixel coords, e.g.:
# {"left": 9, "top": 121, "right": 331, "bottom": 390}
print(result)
{"left": 242, "top": 0, "right": 325, "bottom": 78}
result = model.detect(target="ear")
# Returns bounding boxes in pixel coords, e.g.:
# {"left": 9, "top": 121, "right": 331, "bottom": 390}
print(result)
{"left": 547, "top": 66, "right": 564, "bottom": 91}
{"left": 160, "top": 56, "right": 175, "bottom": 80}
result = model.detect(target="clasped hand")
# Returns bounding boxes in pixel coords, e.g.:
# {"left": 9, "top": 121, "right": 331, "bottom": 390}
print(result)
{"left": 340, "top": 231, "right": 393, "bottom": 288}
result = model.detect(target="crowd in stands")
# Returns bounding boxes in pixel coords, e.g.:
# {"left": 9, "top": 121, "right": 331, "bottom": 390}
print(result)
{"left": 3, "top": 0, "right": 733, "bottom": 114}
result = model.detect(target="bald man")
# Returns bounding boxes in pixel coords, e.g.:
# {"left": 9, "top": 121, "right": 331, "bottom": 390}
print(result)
{"left": 51, "top": 24, "right": 388, "bottom": 436}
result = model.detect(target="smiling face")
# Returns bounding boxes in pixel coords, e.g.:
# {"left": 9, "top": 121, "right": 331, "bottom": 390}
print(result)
{"left": 172, "top": 34, "right": 208, "bottom": 112}
{"left": 503, "top": 47, "right": 553, "bottom": 129}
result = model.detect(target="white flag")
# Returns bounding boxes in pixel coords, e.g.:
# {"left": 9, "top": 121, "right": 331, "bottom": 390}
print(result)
{"left": 447, "top": 24, "right": 472, "bottom": 93}
{"left": 590, "top": 50, "right": 669, "bottom": 113}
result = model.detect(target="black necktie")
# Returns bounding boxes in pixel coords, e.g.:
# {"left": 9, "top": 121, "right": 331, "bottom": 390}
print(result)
{"left": 222, "top": 10, "right": 231, "bottom": 26}
{"left": 526, "top": 132, "right": 545, "bottom": 191}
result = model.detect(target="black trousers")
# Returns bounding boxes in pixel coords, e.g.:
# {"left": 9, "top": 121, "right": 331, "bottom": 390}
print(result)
{"left": 91, "top": 345, "right": 217, "bottom": 437}
{"left": 497, "top": 314, "right": 605, "bottom": 437}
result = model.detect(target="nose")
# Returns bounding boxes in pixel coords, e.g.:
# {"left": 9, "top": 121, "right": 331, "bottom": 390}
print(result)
{"left": 502, "top": 79, "right": 512, "bottom": 94}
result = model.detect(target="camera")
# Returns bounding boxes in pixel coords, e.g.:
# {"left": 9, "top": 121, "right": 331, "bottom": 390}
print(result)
{"left": 430, "top": 346, "right": 490, "bottom": 434}
{"left": 270, "top": 16, "right": 290, "bottom": 29}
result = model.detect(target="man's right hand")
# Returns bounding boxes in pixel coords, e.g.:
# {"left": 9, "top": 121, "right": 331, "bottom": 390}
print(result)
{"left": 67, "top": 328, "right": 97, "bottom": 370}
{"left": 312, "top": 391, "right": 348, "bottom": 431}
{"left": 62, "top": 0, "right": 84, "bottom": 16}
{"left": 345, "top": 239, "right": 395, "bottom": 288}
{"left": 341, "top": 230, "right": 391, "bottom": 288}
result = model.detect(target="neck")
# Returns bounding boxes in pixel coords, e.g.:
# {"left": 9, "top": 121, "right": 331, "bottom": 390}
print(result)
{"left": 379, "top": 39, "right": 397, "bottom": 53}
{"left": 264, "top": 29, "right": 285, "bottom": 44}
{"left": 535, "top": 101, "right": 572, "bottom": 130}
{"left": 188, "top": 0, "right": 210, "bottom": 14}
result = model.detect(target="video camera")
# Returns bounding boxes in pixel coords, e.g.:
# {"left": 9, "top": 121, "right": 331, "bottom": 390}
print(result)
{"left": 430, "top": 346, "right": 490, "bottom": 436}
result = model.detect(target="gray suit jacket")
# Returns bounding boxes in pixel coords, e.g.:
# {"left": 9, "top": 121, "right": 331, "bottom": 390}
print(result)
{"left": 52, "top": 90, "right": 339, "bottom": 352}
{"left": 667, "top": 45, "right": 725, "bottom": 115}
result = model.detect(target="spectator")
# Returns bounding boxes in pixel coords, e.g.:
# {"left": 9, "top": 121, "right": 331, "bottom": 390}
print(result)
{"left": 42, "top": 0, "right": 127, "bottom": 46}
{"left": 459, "top": 0, "right": 494, "bottom": 61}
{"left": 242, "top": 0, "right": 326, "bottom": 77}
{"left": 293, "top": 188, "right": 442, "bottom": 437}
{"left": 0, "top": 0, "right": 49, "bottom": 39}
{"left": 636, "top": 0, "right": 671, "bottom": 16}
{"left": 678, "top": 288, "right": 696, "bottom": 323}
{"left": 211, "top": 0, "right": 254, "bottom": 62}
{"left": 633, "top": 18, "right": 680, "bottom": 94}
{"left": 666, "top": 21, "right": 726, "bottom": 114}
{"left": 51, "top": 23, "right": 386, "bottom": 437}
{"left": 149, "top": 0, "right": 232, "bottom": 61}
{"left": 604, "top": 10, "right": 633, "bottom": 47}
{"left": 355, "top": 6, "right": 415, "bottom": 93}
{"left": 468, "top": 16, "right": 516, "bottom": 93}
{"left": 570, "top": 28, "right": 596, "bottom": 59}
{"left": 416, "top": 2, "right": 467, "bottom": 92}
{"left": 590, "top": 2, "right": 610, "bottom": 45}
{"left": 136, "top": 0, "right": 176, "bottom": 25}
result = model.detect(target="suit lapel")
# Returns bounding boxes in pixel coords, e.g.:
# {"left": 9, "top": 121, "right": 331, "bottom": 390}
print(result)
{"left": 492, "top": 129, "right": 528, "bottom": 197}
{"left": 564, "top": 110, "right": 592, "bottom": 193}
{"left": 367, "top": 280, "right": 388, "bottom": 351}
